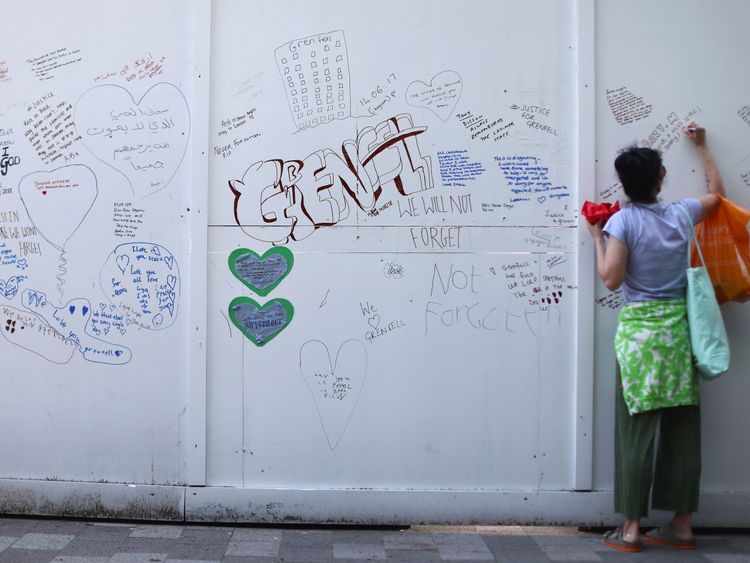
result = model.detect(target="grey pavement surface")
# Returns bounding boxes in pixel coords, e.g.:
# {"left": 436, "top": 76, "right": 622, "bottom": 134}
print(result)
{"left": 0, "top": 517, "right": 748, "bottom": 562}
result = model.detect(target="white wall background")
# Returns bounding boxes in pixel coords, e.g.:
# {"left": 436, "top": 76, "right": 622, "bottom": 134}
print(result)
{"left": 593, "top": 0, "right": 750, "bottom": 495}
{"left": 0, "top": 0, "right": 747, "bottom": 525}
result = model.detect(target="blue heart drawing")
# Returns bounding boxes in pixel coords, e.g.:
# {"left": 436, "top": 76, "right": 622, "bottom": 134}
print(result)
{"left": 0, "top": 276, "right": 25, "bottom": 300}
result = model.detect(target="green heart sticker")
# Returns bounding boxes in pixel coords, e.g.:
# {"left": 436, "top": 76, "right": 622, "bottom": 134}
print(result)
{"left": 228, "top": 247, "right": 294, "bottom": 296}
{"left": 228, "top": 296, "right": 294, "bottom": 347}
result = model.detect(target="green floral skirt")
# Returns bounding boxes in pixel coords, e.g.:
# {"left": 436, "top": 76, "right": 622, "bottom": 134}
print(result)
{"left": 614, "top": 299, "right": 699, "bottom": 415}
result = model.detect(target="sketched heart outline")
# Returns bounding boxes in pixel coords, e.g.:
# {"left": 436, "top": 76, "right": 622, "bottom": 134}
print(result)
{"left": 74, "top": 82, "right": 191, "bottom": 200}
{"left": 228, "top": 247, "right": 294, "bottom": 297}
{"left": 405, "top": 70, "right": 463, "bottom": 122}
{"left": 228, "top": 296, "right": 294, "bottom": 347}
{"left": 298, "top": 339, "right": 368, "bottom": 451}
{"left": 367, "top": 314, "right": 380, "bottom": 329}
{"left": 18, "top": 164, "right": 99, "bottom": 252}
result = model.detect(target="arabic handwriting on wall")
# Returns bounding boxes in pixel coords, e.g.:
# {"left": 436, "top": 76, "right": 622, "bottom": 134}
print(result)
{"left": 94, "top": 52, "right": 167, "bottom": 83}
{"left": 230, "top": 114, "right": 434, "bottom": 244}
{"left": 75, "top": 82, "right": 190, "bottom": 200}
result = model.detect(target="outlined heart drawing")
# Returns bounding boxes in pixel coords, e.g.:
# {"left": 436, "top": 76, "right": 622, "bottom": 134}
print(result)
{"left": 406, "top": 70, "right": 463, "bottom": 122}
{"left": 228, "top": 247, "right": 294, "bottom": 297}
{"left": 74, "top": 82, "right": 190, "bottom": 200}
{"left": 228, "top": 297, "right": 294, "bottom": 347}
{"left": 0, "top": 275, "right": 25, "bottom": 300}
{"left": 299, "top": 339, "right": 368, "bottom": 451}
{"left": 18, "top": 165, "right": 99, "bottom": 252}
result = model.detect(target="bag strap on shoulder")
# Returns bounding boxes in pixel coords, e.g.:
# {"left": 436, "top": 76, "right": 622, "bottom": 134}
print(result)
{"left": 679, "top": 202, "right": 707, "bottom": 269}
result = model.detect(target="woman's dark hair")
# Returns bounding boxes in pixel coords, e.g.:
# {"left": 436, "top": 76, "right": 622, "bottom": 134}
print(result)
{"left": 614, "top": 146, "right": 663, "bottom": 202}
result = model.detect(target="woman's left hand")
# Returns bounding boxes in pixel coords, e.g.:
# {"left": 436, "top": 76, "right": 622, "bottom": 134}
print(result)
{"left": 586, "top": 218, "right": 604, "bottom": 240}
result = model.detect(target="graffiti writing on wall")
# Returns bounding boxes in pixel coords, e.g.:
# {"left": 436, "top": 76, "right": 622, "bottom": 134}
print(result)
{"left": 230, "top": 114, "right": 434, "bottom": 244}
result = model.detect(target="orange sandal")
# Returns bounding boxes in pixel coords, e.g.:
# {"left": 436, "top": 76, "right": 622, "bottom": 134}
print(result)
{"left": 644, "top": 525, "right": 696, "bottom": 550}
{"left": 603, "top": 527, "right": 642, "bottom": 553}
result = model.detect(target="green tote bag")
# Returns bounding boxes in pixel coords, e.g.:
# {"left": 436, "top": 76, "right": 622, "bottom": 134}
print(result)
{"left": 681, "top": 204, "right": 730, "bottom": 380}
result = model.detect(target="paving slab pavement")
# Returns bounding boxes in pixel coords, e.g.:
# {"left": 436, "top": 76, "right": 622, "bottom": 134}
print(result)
{"left": 0, "top": 517, "right": 747, "bottom": 562}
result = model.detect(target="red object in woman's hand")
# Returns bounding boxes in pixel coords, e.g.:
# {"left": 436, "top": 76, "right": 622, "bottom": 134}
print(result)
{"left": 581, "top": 200, "right": 621, "bottom": 224}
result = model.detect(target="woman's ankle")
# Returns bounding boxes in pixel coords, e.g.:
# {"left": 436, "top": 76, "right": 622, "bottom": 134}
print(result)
{"left": 623, "top": 518, "right": 641, "bottom": 542}
{"left": 670, "top": 512, "right": 694, "bottom": 539}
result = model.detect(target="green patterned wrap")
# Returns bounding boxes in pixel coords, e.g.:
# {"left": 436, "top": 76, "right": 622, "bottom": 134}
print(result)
{"left": 615, "top": 299, "right": 699, "bottom": 415}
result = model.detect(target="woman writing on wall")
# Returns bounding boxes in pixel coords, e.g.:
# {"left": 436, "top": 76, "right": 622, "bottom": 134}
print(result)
{"left": 587, "top": 122, "right": 725, "bottom": 552}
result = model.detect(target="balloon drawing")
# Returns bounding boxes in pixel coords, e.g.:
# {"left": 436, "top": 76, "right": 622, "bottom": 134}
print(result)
{"left": 18, "top": 164, "right": 99, "bottom": 299}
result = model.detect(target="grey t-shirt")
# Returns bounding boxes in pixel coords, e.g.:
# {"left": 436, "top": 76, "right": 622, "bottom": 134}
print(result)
{"left": 603, "top": 198, "right": 702, "bottom": 303}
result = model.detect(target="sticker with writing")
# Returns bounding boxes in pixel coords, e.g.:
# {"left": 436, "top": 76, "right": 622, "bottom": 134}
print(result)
{"left": 228, "top": 297, "right": 293, "bottom": 347}
{"left": 228, "top": 247, "right": 294, "bottom": 296}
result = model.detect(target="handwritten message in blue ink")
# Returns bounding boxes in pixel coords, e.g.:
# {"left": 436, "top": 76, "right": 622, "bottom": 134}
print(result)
{"left": 437, "top": 150, "right": 486, "bottom": 187}
{"left": 101, "top": 242, "right": 179, "bottom": 330}
{"left": 21, "top": 288, "right": 131, "bottom": 365}
{"left": 90, "top": 303, "right": 128, "bottom": 337}
{"left": 494, "top": 155, "right": 570, "bottom": 204}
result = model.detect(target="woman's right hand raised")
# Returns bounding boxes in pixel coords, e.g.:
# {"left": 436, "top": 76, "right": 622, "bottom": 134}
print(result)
{"left": 684, "top": 121, "right": 706, "bottom": 146}
{"left": 684, "top": 120, "right": 726, "bottom": 200}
